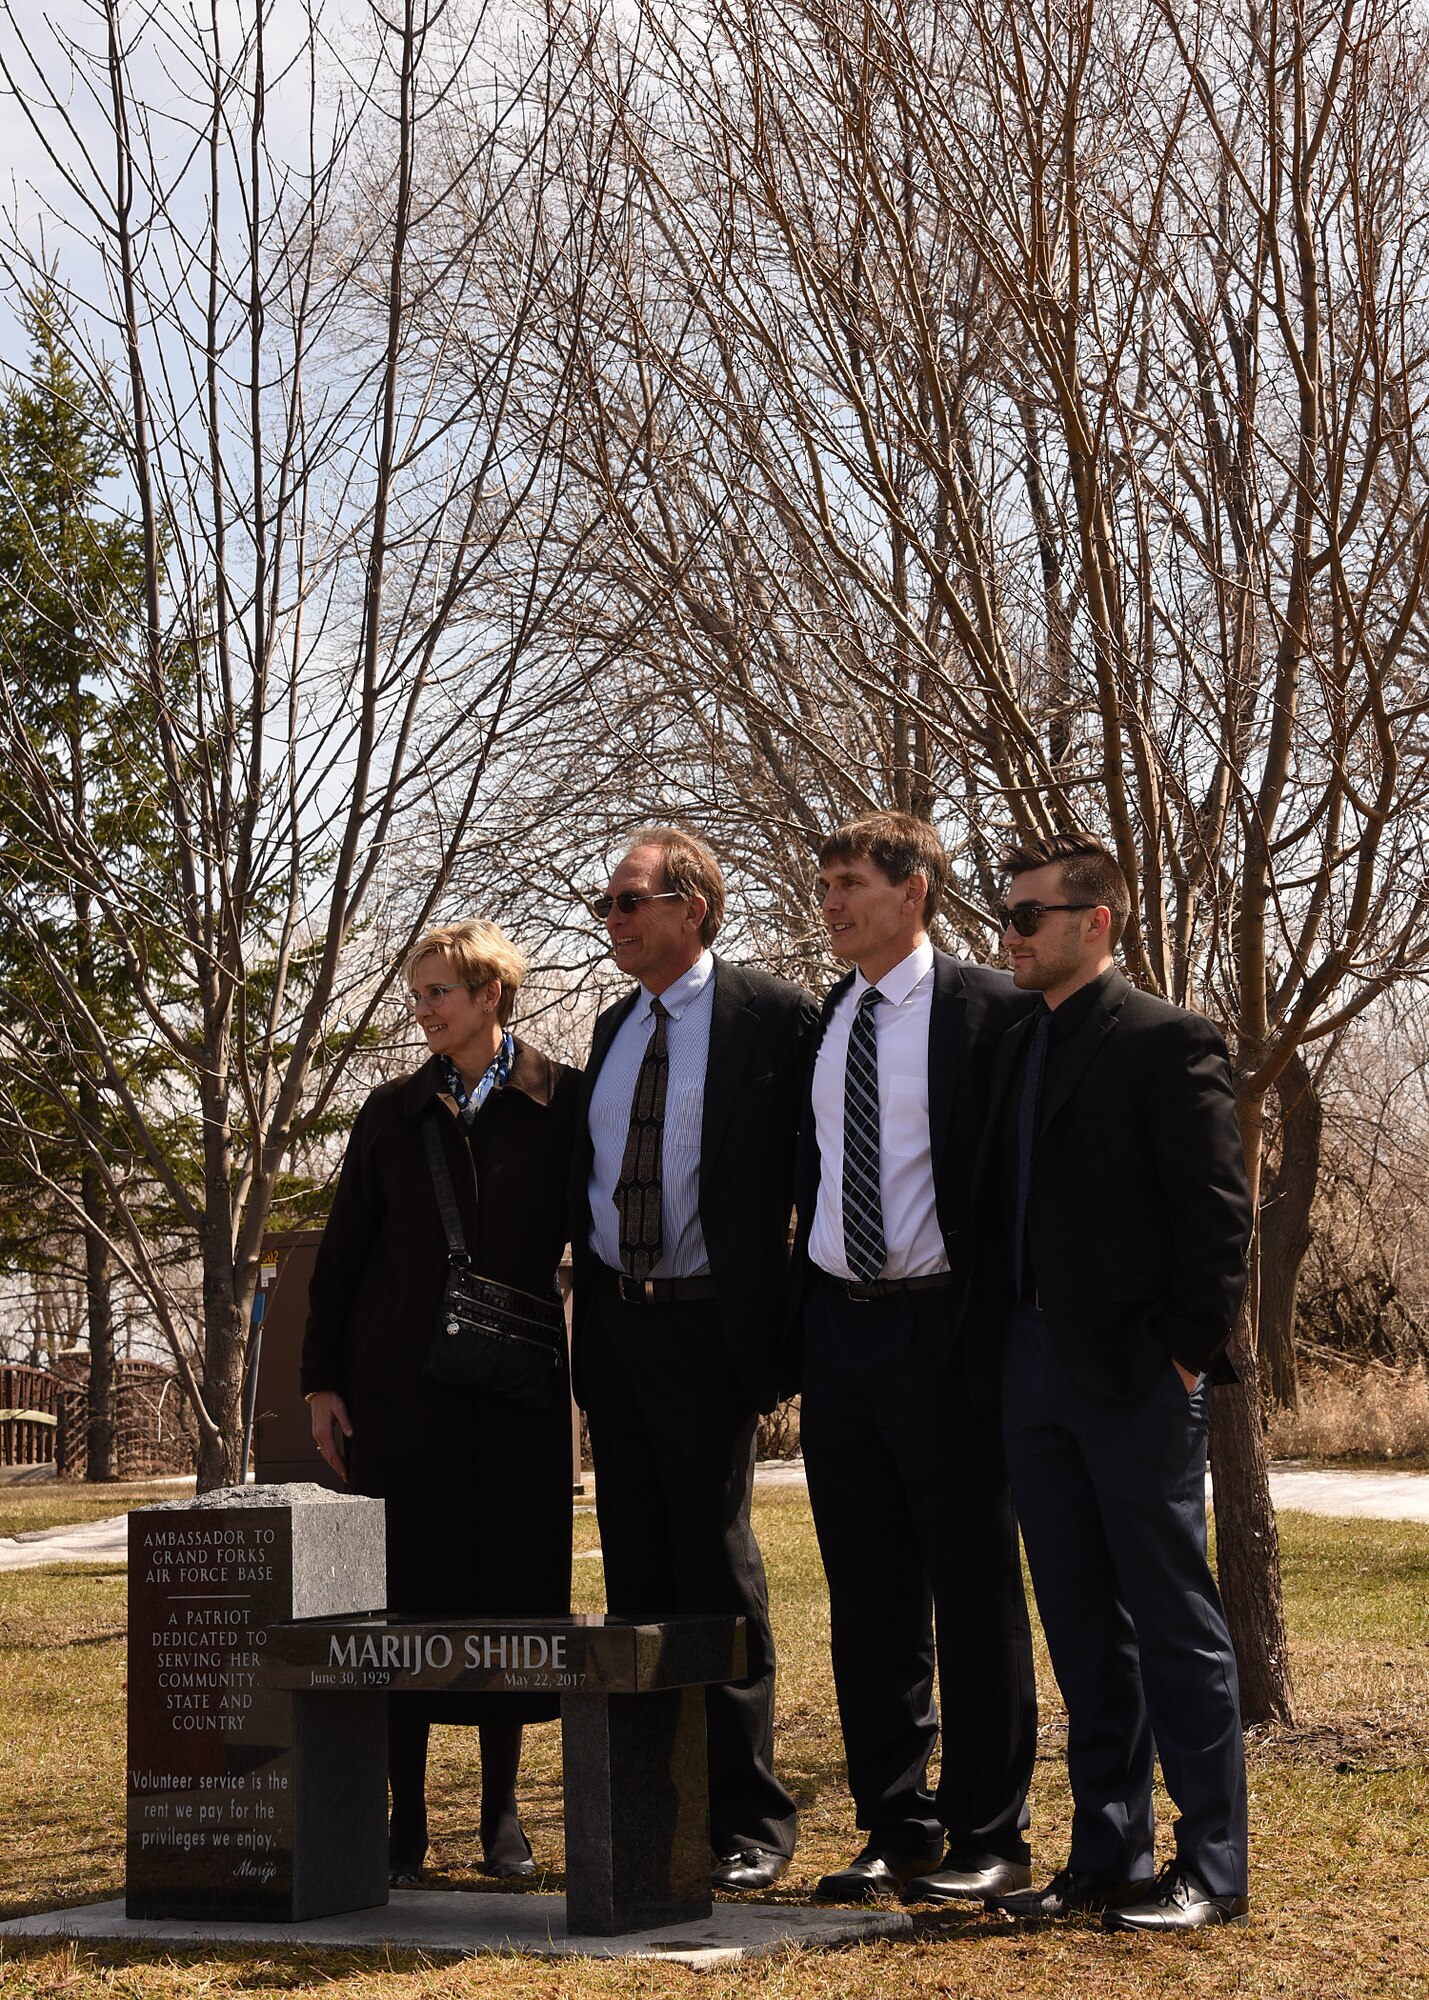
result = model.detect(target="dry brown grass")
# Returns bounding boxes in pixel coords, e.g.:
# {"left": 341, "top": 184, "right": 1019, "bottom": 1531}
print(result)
{"left": 0, "top": 1493, "right": 1427, "bottom": 1998}
{"left": 1268, "top": 1364, "right": 1429, "bottom": 1466}
{"left": 0, "top": 1478, "right": 192, "bottom": 1541}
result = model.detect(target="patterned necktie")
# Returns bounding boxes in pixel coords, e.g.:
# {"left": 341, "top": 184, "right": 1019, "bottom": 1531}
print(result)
{"left": 614, "top": 997, "right": 670, "bottom": 1281}
{"left": 842, "top": 987, "right": 886, "bottom": 1283}
{"left": 1013, "top": 1012, "right": 1051, "bottom": 1296}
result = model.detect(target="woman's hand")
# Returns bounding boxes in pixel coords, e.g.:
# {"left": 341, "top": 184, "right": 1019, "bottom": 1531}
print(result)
{"left": 308, "top": 1390, "right": 353, "bottom": 1480}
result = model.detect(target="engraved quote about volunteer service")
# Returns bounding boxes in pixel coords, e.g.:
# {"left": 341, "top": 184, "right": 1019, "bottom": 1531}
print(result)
{"left": 126, "top": 1505, "right": 294, "bottom": 1915}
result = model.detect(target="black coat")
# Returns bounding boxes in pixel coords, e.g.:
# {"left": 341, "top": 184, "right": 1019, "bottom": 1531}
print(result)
{"left": 302, "top": 1043, "right": 582, "bottom": 1715}
{"left": 568, "top": 957, "right": 819, "bottom": 1416}
{"left": 787, "top": 949, "right": 1035, "bottom": 1393}
{"left": 972, "top": 971, "right": 1254, "bottom": 1406}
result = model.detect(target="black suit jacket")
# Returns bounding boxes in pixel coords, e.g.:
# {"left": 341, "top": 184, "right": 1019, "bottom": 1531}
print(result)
{"left": 569, "top": 956, "right": 819, "bottom": 1415}
{"left": 974, "top": 970, "right": 1254, "bottom": 1406}
{"left": 786, "top": 949, "right": 1035, "bottom": 1392}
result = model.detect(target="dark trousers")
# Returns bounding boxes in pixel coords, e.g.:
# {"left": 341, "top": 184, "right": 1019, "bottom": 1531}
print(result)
{"left": 800, "top": 1276, "right": 1036, "bottom": 1860}
{"left": 1001, "top": 1305, "right": 1248, "bottom": 1896}
{"left": 581, "top": 1279, "right": 797, "bottom": 1858}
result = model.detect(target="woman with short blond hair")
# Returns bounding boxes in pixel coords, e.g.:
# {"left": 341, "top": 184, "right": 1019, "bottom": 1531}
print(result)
{"left": 303, "top": 918, "right": 580, "bottom": 1883}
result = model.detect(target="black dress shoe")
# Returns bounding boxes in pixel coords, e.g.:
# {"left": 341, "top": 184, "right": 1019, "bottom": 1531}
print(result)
{"left": 814, "top": 1840, "right": 945, "bottom": 1904}
{"left": 711, "top": 1845, "right": 791, "bottom": 1892}
{"left": 988, "top": 1864, "right": 1156, "bottom": 1920}
{"left": 480, "top": 1824, "right": 536, "bottom": 1879}
{"left": 387, "top": 1822, "right": 427, "bottom": 1887}
{"left": 903, "top": 1852, "right": 1032, "bottom": 1904}
{"left": 1102, "top": 1864, "right": 1249, "bottom": 1932}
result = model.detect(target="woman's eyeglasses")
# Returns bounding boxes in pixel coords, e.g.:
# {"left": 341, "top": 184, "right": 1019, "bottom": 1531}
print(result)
{"left": 590, "top": 891, "right": 683, "bottom": 919}
{"left": 404, "top": 983, "right": 466, "bottom": 1012}
{"left": 997, "top": 902, "right": 1096, "bottom": 936}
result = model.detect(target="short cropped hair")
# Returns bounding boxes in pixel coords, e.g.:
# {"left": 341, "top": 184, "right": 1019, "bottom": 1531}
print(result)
{"left": 818, "top": 811, "right": 947, "bottom": 926}
{"left": 626, "top": 825, "right": 725, "bottom": 945}
{"left": 1000, "top": 832, "right": 1131, "bottom": 948}
{"left": 402, "top": 920, "right": 528, "bottom": 1027}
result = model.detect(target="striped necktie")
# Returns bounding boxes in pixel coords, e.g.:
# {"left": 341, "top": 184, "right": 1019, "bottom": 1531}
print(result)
{"left": 842, "top": 987, "right": 886, "bottom": 1283}
{"left": 614, "top": 997, "right": 669, "bottom": 1281}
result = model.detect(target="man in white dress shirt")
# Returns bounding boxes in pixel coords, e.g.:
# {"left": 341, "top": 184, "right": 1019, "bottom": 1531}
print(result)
{"left": 569, "top": 827, "right": 818, "bottom": 1892}
{"left": 790, "top": 811, "right": 1039, "bottom": 1906}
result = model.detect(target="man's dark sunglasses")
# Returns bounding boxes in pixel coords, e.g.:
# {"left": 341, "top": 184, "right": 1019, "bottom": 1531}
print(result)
{"left": 998, "top": 901, "right": 1097, "bottom": 936}
{"left": 590, "top": 890, "right": 683, "bottom": 919}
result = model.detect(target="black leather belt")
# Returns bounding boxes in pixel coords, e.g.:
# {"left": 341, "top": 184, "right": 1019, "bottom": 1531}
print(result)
{"left": 826, "top": 1271, "right": 956, "bottom": 1304}
{"left": 613, "top": 1272, "right": 718, "bottom": 1306}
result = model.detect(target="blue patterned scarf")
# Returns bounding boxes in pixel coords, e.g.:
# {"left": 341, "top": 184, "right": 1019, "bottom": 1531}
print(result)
{"left": 440, "top": 1033, "right": 514, "bottom": 1125}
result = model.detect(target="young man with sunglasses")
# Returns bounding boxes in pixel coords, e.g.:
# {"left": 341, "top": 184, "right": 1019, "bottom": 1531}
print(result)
{"left": 977, "top": 832, "right": 1254, "bottom": 1931}
{"left": 569, "top": 826, "right": 818, "bottom": 1893}
{"left": 791, "top": 811, "right": 1039, "bottom": 1908}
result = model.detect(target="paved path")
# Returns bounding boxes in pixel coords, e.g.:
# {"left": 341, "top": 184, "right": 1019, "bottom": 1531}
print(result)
{"left": 0, "top": 1514, "right": 138, "bottom": 1569}
{"left": 3, "top": 1461, "right": 1427, "bottom": 1572}
{"left": 1259, "top": 1465, "right": 1429, "bottom": 1522}
{"left": 758, "top": 1458, "right": 1429, "bottom": 1523}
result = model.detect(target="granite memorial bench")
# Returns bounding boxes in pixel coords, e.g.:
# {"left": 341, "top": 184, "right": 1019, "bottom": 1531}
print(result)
{"left": 126, "top": 1486, "right": 744, "bottom": 1936}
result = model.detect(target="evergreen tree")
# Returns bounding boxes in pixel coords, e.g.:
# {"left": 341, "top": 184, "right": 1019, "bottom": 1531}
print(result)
{"left": 0, "top": 293, "right": 162, "bottom": 1476}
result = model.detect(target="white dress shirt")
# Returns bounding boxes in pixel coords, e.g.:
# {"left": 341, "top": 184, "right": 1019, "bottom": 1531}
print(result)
{"left": 586, "top": 950, "right": 714, "bottom": 1277}
{"left": 808, "top": 938, "right": 947, "bottom": 1281}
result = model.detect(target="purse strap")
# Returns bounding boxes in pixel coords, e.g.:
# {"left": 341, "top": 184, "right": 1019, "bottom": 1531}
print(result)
{"left": 423, "top": 1115, "right": 471, "bottom": 1263}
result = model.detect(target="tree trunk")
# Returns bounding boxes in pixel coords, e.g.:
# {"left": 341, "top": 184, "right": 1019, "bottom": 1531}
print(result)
{"left": 195, "top": 1282, "right": 249, "bottom": 1492}
{"left": 82, "top": 1171, "right": 117, "bottom": 1482}
{"left": 73, "top": 840, "right": 116, "bottom": 1476}
{"left": 1257, "top": 1049, "right": 1321, "bottom": 1410}
{"left": 1210, "top": 1089, "right": 1294, "bottom": 1724}
{"left": 1210, "top": 1367, "right": 1294, "bottom": 1722}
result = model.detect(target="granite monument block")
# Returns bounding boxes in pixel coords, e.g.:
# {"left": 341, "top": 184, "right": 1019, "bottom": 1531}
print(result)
{"left": 126, "top": 1484, "right": 387, "bottom": 1923}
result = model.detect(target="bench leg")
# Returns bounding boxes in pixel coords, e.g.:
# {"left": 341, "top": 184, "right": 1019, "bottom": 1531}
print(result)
{"left": 560, "top": 1687, "right": 712, "bottom": 1935}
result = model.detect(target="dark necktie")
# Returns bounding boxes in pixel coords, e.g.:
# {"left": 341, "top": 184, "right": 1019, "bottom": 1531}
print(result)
{"left": 614, "top": 997, "right": 669, "bottom": 1281}
{"left": 1013, "top": 1012, "right": 1051, "bottom": 1297}
{"left": 842, "top": 987, "right": 886, "bottom": 1283}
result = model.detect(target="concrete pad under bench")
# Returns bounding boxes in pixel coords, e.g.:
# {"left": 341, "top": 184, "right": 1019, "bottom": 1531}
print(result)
{"left": 0, "top": 1892, "right": 913, "bottom": 1971}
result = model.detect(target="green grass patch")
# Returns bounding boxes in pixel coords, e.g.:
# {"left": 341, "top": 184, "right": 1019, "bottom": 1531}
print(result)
{"left": 0, "top": 1498, "right": 1426, "bottom": 1998}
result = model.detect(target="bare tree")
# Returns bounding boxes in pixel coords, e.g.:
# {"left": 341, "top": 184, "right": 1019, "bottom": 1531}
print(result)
{"left": 1296, "top": 991, "right": 1429, "bottom": 1372}
{"left": 448, "top": 0, "right": 1429, "bottom": 1720}
{"left": 0, "top": 0, "right": 602, "bottom": 1486}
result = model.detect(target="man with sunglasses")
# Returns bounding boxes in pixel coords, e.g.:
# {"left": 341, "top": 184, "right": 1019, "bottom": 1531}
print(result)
{"left": 791, "top": 811, "right": 1039, "bottom": 1908}
{"left": 570, "top": 826, "right": 818, "bottom": 1893}
{"left": 977, "top": 832, "right": 1254, "bottom": 1932}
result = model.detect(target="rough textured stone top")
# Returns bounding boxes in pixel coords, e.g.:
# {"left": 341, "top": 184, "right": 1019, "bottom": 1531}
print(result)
{"left": 139, "top": 1484, "right": 369, "bottom": 1513}
{"left": 129, "top": 1483, "right": 387, "bottom": 1620}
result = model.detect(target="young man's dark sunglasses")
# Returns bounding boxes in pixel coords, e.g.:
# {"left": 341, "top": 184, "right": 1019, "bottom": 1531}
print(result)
{"left": 998, "top": 901, "right": 1097, "bottom": 936}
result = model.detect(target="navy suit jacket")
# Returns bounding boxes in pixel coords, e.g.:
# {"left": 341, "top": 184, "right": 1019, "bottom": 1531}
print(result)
{"left": 569, "top": 956, "right": 819, "bottom": 1415}
{"left": 786, "top": 948, "right": 1034, "bottom": 1394}
{"left": 972, "top": 970, "right": 1254, "bottom": 1406}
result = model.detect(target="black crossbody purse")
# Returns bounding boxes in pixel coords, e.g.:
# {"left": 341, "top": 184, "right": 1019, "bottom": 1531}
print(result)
{"left": 420, "top": 1117, "right": 564, "bottom": 1410}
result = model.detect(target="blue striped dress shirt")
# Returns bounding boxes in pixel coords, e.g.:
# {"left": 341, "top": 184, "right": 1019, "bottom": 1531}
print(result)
{"left": 586, "top": 950, "right": 715, "bottom": 1277}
